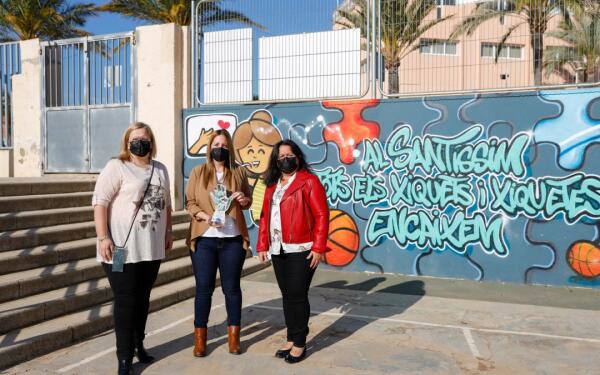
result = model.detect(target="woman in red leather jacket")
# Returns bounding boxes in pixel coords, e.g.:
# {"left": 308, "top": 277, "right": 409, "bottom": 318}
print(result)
{"left": 257, "top": 139, "right": 329, "bottom": 364}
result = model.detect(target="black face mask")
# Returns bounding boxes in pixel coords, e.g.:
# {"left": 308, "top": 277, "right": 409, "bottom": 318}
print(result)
{"left": 211, "top": 147, "right": 229, "bottom": 162}
{"left": 129, "top": 139, "right": 151, "bottom": 157}
{"left": 277, "top": 156, "right": 298, "bottom": 174}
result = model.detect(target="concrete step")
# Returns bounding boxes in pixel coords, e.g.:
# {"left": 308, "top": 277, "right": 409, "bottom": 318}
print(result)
{"left": 0, "top": 251, "right": 196, "bottom": 334}
{"left": 0, "top": 192, "right": 94, "bottom": 213}
{"left": 0, "top": 257, "right": 267, "bottom": 370}
{"left": 0, "top": 178, "right": 96, "bottom": 197}
{"left": 0, "top": 207, "right": 190, "bottom": 232}
{"left": 0, "top": 216, "right": 190, "bottom": 253}
{"left": 0, "top": 206, "right": 93, "bottom": 232}
{"left": 0, "top": 237, "right": 190, "bottom": 304}
{"left": 0, "top": 218, "right": 190, "bottom": 275}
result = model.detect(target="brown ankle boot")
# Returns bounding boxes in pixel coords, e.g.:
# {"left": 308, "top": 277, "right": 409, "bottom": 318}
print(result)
{"left": 193, "top": 328, "right": 207, "bottom": 357}
{"left": 228, "top": 325, "right": 241, "bottom": 354}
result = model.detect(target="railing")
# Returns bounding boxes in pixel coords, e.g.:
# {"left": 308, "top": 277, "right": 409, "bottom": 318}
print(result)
{"left": 0, "top": 42, "right": 20, "bottom": 148}
{"left": 376, "top": 0, "right": 600, "bottom": 97}
{"left": 191, "top": 0, "right": 599, "bottom": 104}
{"left": 191, "top": 0, "right": 373, "bottom": 105}
{"left": 42, "top": 32, "right": 134, "bottom": 108}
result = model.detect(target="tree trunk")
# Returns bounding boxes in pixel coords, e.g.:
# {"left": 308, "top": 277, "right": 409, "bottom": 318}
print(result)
{"left": 531, "top": 32, "right": 544, "bottom": 86}
{"left": 388, "top": 65, "right": 399, "bottom": 94}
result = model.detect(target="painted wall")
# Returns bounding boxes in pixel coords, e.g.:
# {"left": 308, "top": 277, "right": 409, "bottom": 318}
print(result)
{"left": 182, "top": 87, "right": 600, "bottom": 289}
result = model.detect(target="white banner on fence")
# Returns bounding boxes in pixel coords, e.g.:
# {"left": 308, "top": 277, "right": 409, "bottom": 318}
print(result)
{"left": 258, "top": 28, "right": 361, "bottom": 101}
{"left": 203, "top": 28, "right": 253, "bottom": 103}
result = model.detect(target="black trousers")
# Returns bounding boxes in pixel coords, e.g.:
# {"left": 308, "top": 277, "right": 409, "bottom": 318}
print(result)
{"left": 103, "top": 260, "right": 161, "bottom": 360}
{"left": 271, "top": 250, "right": 316, "bottom": 347}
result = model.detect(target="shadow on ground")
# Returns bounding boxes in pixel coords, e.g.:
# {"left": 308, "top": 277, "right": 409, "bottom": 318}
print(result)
{"left": 134, "top": 277, "right": 425, "bottom": 373}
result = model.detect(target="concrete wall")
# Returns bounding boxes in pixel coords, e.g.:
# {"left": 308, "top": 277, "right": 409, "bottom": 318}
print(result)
{"left": 11, "top": 39, "right": 42, "bottom": 177}
{"left": 0, "top": 149, "right": 12, "bottom": 177}
{"left": 136, "top": 23, "right": 190, "bottom": 209}
{"left": 182, "top": 88, "right": 600, "bottom": 289}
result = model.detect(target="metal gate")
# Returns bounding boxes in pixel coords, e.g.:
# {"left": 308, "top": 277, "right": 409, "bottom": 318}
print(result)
{"left": 42, "top": 33, "right": 135, "bottom": 173}
{"left": 0, "top": 42, "right": 20, "bottom": 149}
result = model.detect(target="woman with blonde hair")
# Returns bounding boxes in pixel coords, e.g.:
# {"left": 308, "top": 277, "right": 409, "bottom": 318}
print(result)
{"left": 93, "top": 122, "right": 173, "bottom": 375}
{"left": 185, "top": 129, "right": 252, "bottom": 357}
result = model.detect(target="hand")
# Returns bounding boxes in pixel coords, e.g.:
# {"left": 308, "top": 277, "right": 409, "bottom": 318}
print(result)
{"left": 100, "top": 238, "right": 115, "bottom": 262}
{"left": 231, "top": 192, "right": 250, "bottom": 207}
{"left": 194, "top": 212, "right": 210, "bottom": 222}
{"left": 257, "top": 251, "right": 269, "bottom": 264}
{"left": 209, "top": 219, "right": 225, "bottom": 228}
{"left": 188, "top": 128, "right": 215, "bottom": 155}
{"left": 306, "top": 251, "right": 323, "bottom": 269}
{"left": 165, "top": 231, "right": 173, "bottom": 251}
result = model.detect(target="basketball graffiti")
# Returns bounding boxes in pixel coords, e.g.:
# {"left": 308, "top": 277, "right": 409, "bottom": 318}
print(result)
{"left": 182, "top": 87, "right": 600, "bottom": 289}
{"left": 567, "top": 241, "right": 600, "bottom": 279}
{"left": 325, "top": 210, "right": 360, "bottom": 267}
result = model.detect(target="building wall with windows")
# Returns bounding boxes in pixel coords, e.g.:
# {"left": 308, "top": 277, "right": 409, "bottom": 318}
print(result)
{"left": 372, "top": 1, "right": 569, "bottom": 95}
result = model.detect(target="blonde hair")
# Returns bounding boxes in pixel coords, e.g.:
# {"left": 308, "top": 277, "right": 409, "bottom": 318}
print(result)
{"left": 203, "top": 129, "right": 237, "bottom": 188}
{"left": 118, "top": 122, "right": 157, "bottom": 161}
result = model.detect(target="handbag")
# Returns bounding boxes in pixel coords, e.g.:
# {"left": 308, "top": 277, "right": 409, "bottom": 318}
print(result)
{"left": 111, "top": 162, "right": 155, "bottom": 272}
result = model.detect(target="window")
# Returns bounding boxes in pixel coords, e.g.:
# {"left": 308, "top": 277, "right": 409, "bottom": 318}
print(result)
{"left": 481, "top": 43, "right": 522, "bottom": 59}
{"left": 496, "top": 0, "right": 509, "bottom": 10}
{"left": 435, "top": 0, "right": 455, "bottom": 19}
{"left": 420, "top": 40, "right": 457, "bottom": 56}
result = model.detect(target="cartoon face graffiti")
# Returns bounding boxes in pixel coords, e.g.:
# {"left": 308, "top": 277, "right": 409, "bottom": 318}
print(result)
{"left": 233, "top": 110, "right": 282, "bottom": 176}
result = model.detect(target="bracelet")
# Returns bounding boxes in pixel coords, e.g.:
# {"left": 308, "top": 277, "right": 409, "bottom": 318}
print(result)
{"left": 98, "top": 235, "right": 111, "bottom": 242}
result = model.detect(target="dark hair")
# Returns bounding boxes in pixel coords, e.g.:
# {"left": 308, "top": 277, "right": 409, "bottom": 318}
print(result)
{"left": 263, "top": 140, "right": 310, "bottom": 186}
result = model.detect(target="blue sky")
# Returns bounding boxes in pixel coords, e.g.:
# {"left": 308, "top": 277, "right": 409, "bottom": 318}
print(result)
{"left": 75, "top": 0, "right": 338, "bottom": 37}
{"left": 77, "top": 0, "right": 148, "bottom": 35}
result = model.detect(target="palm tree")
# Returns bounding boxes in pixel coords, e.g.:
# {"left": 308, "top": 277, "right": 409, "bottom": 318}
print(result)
{"left": 0, "top": 0, "right": 96, "bottom": 41}
{"left": 450, "top": 0, "right": 573, "bottom": 87}
{"left": 100, "top": 0, "right": 261, "bottom": 28}
{"left": 335, "top": 0, "right": 452, "bottom": 94}
{"left": 544, "top": 2, "right": 600, "bottom": 83}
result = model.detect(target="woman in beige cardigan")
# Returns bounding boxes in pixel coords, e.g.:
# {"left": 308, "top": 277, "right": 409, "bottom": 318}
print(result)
{"left": 185, "top": 129, "right": 252, "bottom": 357}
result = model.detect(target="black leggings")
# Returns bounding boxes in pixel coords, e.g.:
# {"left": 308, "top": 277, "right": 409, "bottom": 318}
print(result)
{"left": 271, "top": 251, "right": 316, "bottom": 347}
{"left": 103, "top": 260, "right": 161, "bottom": 360}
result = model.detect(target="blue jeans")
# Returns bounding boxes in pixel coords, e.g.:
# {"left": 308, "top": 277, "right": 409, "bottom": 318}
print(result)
{"left": 190, "top": 236, "right": 246, "bottom": 328}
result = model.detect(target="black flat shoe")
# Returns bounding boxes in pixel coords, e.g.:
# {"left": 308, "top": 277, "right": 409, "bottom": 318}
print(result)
{"left": 275, "top": 348, "right": 292, "bottom": 358}
{"left": 135, "top": 332, "right": 155, "bottom": 364}
{"left": 284, "top": 347, "right": 307, "bottom": 364}
{"left": 135, "top": 344, "right": 155, "bottom": 363}
{"left": 118, "top": 358, "right": 133, "bottom": 375}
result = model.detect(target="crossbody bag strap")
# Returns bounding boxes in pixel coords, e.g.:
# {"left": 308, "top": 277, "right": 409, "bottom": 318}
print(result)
{"left": 112, "top": 161, "right": 155, "bottom": 248}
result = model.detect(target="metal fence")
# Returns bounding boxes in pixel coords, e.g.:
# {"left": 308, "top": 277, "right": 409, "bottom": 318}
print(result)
{"left": 376, "top": 0, "right": 597, "bottom": 97}
{"left": 0, "top": 42, "right": 20, "bottom": 148}
{"left": 43, "top": 34, "right": 133, "bottom": 108}
{"left": 42, "top": 33, "right": 135, "bottom": 173}
{"left": 191, "top": 0, "right": 373, "bottom": 105}
{"left": 192, "top": 0, "right": 599, "bottom": 104}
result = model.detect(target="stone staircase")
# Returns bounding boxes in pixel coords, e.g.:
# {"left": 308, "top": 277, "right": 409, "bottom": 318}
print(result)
{"left": 0, "top": 178, "right": 265, "bottom": 369}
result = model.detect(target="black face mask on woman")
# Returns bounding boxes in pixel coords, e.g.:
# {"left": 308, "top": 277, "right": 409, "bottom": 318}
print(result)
{"left": 211, "top": 147, "right": 229, "bottom": 162}
{"left": 129, "top": 139, "right": 152, "bottom": 157}
{"left": 277, "top": 156, "right": 298, "bottom": 174}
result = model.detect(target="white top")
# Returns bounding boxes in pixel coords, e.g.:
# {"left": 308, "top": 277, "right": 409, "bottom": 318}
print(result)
{"left": 203, "top": 170, "right": 241, "bottom": 238}
{"left": 269, "top": 173, "right": 313, "bottom": 256}
{"left": 92, "top": 159, "right": 171, "bottom": 264}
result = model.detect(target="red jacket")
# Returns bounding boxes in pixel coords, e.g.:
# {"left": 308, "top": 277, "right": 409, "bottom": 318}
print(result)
{"left": 256, "top": 169, "right": 330, "bottom": 253}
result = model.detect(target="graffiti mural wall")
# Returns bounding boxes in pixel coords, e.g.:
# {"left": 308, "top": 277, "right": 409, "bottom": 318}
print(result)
{"left": 182, "top": 88, "right": 600, "bottom": 289}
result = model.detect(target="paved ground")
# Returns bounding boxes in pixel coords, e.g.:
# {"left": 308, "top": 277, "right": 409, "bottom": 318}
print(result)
{"left": 4, "top": 266, "right": 600, "bottom": 375}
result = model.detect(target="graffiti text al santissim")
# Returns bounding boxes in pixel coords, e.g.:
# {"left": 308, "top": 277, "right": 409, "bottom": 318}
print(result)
{"left": 315, "top": 124, "right": 600, "bottom": 257}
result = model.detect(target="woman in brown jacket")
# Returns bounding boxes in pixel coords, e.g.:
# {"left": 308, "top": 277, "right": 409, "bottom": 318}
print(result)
{"left": 185, "top": 129, "right": 252, "bottom": 357}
